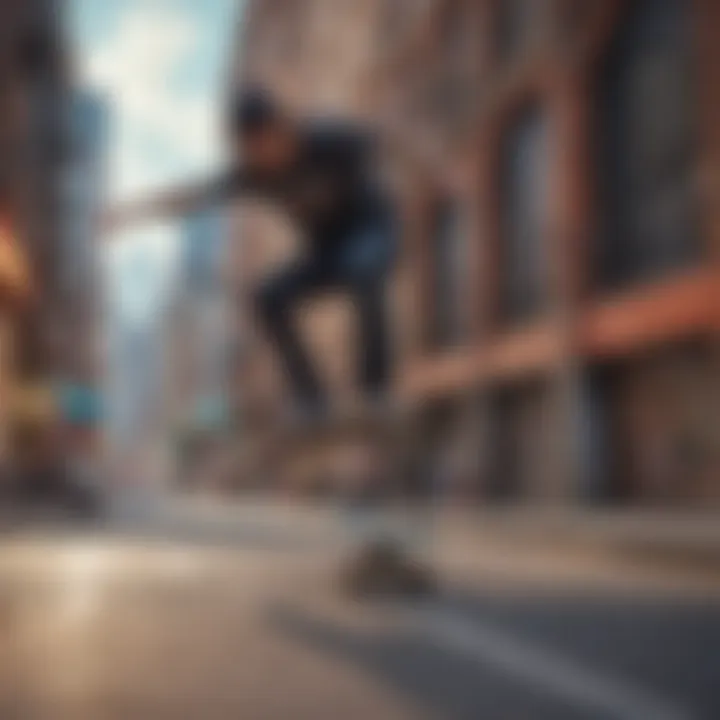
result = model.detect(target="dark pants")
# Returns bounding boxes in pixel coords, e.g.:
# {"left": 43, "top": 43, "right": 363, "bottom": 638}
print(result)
{"left": 255, "top": 211, "right": 396, "bottom": 405}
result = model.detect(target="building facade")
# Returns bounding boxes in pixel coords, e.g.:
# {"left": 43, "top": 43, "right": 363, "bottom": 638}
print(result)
{"left": 0, "top": 0, "right": 71, "bottom": 491}
{"left": 55, "top": 90, "right": 108, "bottom": 481}
{"left": 59, "top": 91, "right": 107, "bottom": 380}
{"left": 234, "top": 0, "right": 720, "bottom": 505}
{"left": 164, "top": 209, "right": 232, "bottom": 486}
{"left": 0, "top": 216, "right": 32, "bottom": 490}
{"left": 0, "top": 0, "right": 68, "bottom": 374}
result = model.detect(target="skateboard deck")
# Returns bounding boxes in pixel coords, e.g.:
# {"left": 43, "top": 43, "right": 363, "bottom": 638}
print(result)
{"left": 253, "top": 400, "right": 414, "bottom": 503}
{"left": 264, "top": 401, "right": 410, "bottom": 458}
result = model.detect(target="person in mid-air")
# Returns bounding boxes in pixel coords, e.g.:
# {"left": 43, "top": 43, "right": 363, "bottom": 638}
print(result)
{"left": 106, "top": 86, "right": 463, "bottom": 421}
{"left": 107, "top": 87, "right": 399, "bottom": 420}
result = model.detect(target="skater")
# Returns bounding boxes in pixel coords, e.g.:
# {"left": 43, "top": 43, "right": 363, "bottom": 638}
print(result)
{"left": 105, "top": 87, "right": 399, "bottom": 419}
{"left": 105, "top": 86, "right": 451, "bottom": 596}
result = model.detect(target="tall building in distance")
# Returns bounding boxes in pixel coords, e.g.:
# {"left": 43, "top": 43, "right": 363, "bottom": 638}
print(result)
{"left": 107, "top": 309, "right": 170, "bottom": 488}
{"left": 165, "top": 209, "right": 231, "bottom": 480}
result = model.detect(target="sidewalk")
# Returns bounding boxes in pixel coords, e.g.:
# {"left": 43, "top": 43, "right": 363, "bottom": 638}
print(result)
{"left": 433, "top": 506, "right": 720, "bottom": 578}
{"left": 7, "top": 493, "right": 719, "bottom": 582}
{"left": 155, "top": 496, "right": 720, "bottom": 577}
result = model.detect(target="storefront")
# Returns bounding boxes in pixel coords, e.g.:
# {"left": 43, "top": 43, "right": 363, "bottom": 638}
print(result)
{"left": 0, "top": 214, "right": 32, "bottom": 489}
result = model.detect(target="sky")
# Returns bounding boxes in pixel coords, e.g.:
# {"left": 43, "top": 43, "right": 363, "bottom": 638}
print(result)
{"left": 69, "top": 0, "right": 241, "bottom": 325}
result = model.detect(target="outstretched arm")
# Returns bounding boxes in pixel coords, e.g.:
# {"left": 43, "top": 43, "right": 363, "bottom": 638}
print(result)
{"left": 102, "top": 173, "right": 242, "bottom": 234}
{"left": 102, "top": 182, "right": 217, "bottom": 234}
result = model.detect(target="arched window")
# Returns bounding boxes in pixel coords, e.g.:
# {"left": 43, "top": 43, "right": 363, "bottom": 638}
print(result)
{"left": 499, "top": 106, "right": 550, "bottom": 322}
{"left": 595, "top": 0, "right": 699, "bottom": 288}
{"left": 430, "top": 0, "right": 479, "bottom": 134}
{"left": 426, "top": 195, "right": 466, "bottom": 350}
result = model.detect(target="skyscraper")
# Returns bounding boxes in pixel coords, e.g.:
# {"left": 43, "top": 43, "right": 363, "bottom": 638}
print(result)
{"left": 166, "top": 209, "right": 230, "bottom": 446}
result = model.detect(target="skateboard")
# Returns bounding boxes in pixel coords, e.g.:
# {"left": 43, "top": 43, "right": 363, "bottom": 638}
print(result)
{"left": 265, "top": 400, "right": 407, "bottom": 454}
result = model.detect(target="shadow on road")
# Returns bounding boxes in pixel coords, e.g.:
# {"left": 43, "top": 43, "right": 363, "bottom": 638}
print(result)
{"left": 265, "top": 601, "right": 575, "bottom": 720}
{"left": 441, "top": 588, "right": 720, "bottom": 718}
{"left": 266, "top": 591, "right": 720, "bottom": 720}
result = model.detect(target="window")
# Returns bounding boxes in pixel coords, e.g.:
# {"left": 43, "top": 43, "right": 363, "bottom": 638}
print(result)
{"left": 495, "top": 0, "right": 544, "bottom": 62}
{"left": 499, "top": 107, "right": 550, "bottom": 322}
{"left": 594, "top": 0, "right": 699, "bottom": 288}
{"left": 432, "top": 0, "right": 478, "bottom": 131}
{"left": 426, "top": 196, "right": 466, "bottom": 351}
{"left": 486, "top": 382, "right": 554, "bottom": 500}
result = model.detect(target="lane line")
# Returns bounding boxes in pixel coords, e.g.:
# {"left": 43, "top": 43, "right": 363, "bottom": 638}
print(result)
{"left": 413, "top": 606, "right": 694, "bottom": 720}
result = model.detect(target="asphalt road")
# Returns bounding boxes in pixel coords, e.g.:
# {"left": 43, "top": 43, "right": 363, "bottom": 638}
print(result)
{"left": 0, "top": 502, "right": 718, "bottom": 720}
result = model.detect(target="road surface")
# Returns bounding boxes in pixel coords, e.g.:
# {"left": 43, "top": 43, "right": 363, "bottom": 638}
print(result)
{"left": 0, "top": 501, "right": 718, "bottom": 719}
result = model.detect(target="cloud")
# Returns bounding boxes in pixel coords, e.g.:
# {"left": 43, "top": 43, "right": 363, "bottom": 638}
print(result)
{"left": 77, "top": 0, "right": 226, "bottom": 324}
{"left": 74, "top": 0, "right": 237, "bottom": 326}
{"left": 82, "top": 0, "right": 221, "bottom": 198}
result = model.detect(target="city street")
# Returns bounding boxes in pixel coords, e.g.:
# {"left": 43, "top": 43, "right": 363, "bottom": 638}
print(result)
{"left": 0, "top": 501, "right": 718, "bottom": 720}
{"left": 2, "top": 1, "right": 719, "bottom": 718}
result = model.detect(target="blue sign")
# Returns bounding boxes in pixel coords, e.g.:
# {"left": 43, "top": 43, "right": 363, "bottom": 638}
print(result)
{"left": 194, "top": 395, "right": 228, "bottom": 430}
{"left": 58, "top": 383, "right": 103, "bottom": 426}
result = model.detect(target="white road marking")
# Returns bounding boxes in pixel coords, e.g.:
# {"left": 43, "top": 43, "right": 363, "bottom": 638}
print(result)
{"left": 413, "top": 606, "right": 694, "bottom": 720}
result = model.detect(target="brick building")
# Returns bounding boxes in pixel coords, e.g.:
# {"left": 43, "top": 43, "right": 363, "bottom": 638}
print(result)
{"left": 0, "top": 0, "right": 89, "bottom": 492}
{"left": 0, "top": 0, "right": 68, "bottom": 377}
{"left": 233, "top": 0, "right": 720, "bottom": 506}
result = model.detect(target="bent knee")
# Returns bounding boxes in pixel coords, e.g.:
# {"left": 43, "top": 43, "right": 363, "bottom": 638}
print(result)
{"left": 254, "top": 279, "right": 280, "bottom": 320}
{"left": 254, "top": 275, "right": 294, "bottom": 321}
